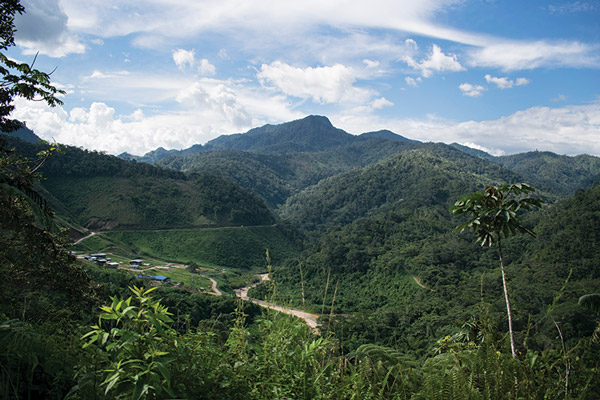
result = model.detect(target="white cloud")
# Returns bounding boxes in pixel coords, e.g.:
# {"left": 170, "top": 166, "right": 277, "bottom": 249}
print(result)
{"left": 548, "top": 1, "right": 599, "bottom": 14}
{"left": 459, "top": 142, "right": 501, "bottom": 155}
{"left": 49, "top": 0, "right": 598, "bottom": 73}
{"left": 218, "top": 49, "right": 229, "bottom": 59}
{"left": 78, "top": 70, "right": 190, "bottom": 106}
{"left": 85, "top": 70, "right": 130, "bottom": 80}
{"left": 10, "top": 75, "right": 303, "bottom": 155}
{"left": 257, "top": 61, "right": 373, "bottom": 104}
{"left": 405, "top": 38, "right": 418, "bottom": 50}
{"left": 370, "top": 97, "right": 394, "bottom": 109}
{"left": 405, "top": 76, "right": 422, "bottom": 87}
{"left": 198, "top": 59, "right": 216, "bottom": 76}
{"left": 363, "top": 59, "right": 380, "bottom": 68}
{"left": 459, "top": 83, "right": 485, "bottom": 97}
{"left": 552, "top": 94, "right": 568, "bottom": 102}
{"left": 11, "top": 93, "right": 600, "bottom": 157}
{"left": 484, "top": 74, "right": 512, "bottom": 89}
{"left": 176, "top": 80, "right": 252, "bottom": 126}
{"left": 468, "top": 40, "right": 599, "bottom": 70}
{"left": 404, "top": 44, "right": 465, "bottom": 77}
{"left": 515, "top": 77, "right": 530, "bottom": 86}
{"left": 339, "top": 103, "right": 600, "bottom": 156}
{"left": 485, "top": 74, "right": 531, "bottom": 89}
{"left": 14, "top": 0, "right": 85, "bottom": 57}
{"left": 172, "top": 50, "right": 215, "bottom": 75}
{"left": 172, "top": 48, "right": 195, "bottom": 70}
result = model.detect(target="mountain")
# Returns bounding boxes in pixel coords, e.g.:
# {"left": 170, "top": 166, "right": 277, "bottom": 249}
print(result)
{"left": 495, "top": 151, "right": 600, "bottom": 196}
{"left": 4, "top": 136, "right": 274, "bottom": 231}
{"left": 203, "top": 115, "right": 355, "bottom": 153}
{"left": 360, "top": 129, "right": 415, "bottom": 142}
{"left": 277, "top": 144, "right": 525, "bottom": 233}
{"left": 158, "top": 138, "right": 424, "bottom": 207}
{"left": 121, "top": 144, "right": 206, "bottom": 163}
{"left": 0, "top": 122, "right": 41, "bottom": 144}
{"left": 449, "top": 142, "right": 495, "bottom": 160}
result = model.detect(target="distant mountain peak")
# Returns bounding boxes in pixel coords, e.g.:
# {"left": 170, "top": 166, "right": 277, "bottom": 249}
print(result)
{"left": 204, "top": 114, "right": 352, "bottom": 153}
{"left": 360, "top": 129, "right": 415, "bottom": 143}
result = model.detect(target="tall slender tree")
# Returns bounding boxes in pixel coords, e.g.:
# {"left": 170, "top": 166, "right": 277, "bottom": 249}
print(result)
{"left": 451, "top": 183, "right": 543, "bottom": 357}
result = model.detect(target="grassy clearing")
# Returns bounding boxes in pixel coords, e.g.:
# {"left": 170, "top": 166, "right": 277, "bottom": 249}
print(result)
{"left": 72, "top": 225, "right": 299, "bottom": 295}
{"left": 76, "top": 225, "right": 299, "bottom": 268}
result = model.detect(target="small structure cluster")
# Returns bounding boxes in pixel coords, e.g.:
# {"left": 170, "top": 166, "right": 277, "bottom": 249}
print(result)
{"left": 83, "top": 253, "right": 119, "bottom": 268}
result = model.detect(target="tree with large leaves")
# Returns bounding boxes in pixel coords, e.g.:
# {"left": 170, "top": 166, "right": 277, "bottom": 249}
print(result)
{"left": 451, "top": 183, "right": 543, "bottom": 357}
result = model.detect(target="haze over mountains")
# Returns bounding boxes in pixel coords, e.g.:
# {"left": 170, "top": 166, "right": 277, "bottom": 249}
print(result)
{"left": 4, "top": 116, "right": 600, "bottom": 227}
{"left": 113, "top": 115, "right": 600, "bottom": 208}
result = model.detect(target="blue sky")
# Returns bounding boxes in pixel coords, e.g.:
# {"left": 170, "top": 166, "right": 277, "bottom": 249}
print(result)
{"left": 7, "top": 0, "right": 600, "bottom": 156}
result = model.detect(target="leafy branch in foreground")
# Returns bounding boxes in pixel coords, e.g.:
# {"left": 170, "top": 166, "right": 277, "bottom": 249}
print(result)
{"left": 451, "top": 183, "right": 543, "bottom": 358}
{"left": 80, "top": 286, "right": 176, "bottom": 399}
{"left": 0, "top": 0, "right": 65, "bottom": 132}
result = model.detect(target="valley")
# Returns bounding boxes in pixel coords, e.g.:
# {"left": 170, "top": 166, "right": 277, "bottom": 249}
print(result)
{"left": 2, "top": 116, "right": 600, "bottom": 399}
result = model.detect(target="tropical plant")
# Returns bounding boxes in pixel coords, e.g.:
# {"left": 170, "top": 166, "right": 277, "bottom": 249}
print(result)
{"left": 450, "top": 183, "right": 543, "bottom": 357}
{"left": 80, "top": 286, "right": 177, "bottom": 399}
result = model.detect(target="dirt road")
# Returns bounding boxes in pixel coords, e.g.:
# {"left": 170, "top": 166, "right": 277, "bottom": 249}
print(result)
{"left": 235, "top": 273, "right": 319, "bottom": 330}
{"left": 73, "top": 231, "right": 96, "bottom": 245}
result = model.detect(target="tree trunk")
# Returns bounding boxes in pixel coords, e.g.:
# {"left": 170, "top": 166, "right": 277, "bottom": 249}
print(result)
{"left": 498, "top": 237, "right": 516, "bottom": 358}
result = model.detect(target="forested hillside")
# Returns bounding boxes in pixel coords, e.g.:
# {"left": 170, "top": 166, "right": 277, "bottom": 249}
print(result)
{"left": 141, "top": 116, "right": 600, "bottom": 212}
{"left": 2, "top": 135, "right": 274, "bottom": 230}
{"left": 156, "top": 117, "right": 423, "bottom": 207}
{"left": 496, "top": 151, "right": 600, "bottom": 196}
{"left": 269, "top": 183, "right": 600, "bottom": 357}
{"left": 278, "top": 144, "right": 524, "bottom": 233}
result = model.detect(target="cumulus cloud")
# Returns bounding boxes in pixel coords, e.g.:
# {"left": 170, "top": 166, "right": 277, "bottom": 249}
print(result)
{"left": 10, "top": 74, "right": 304, "bottom": 155}
{"left": 404, "top": 44, "right": 465, "bottom": 77}
{"left": 405, "top": 76, "right": 422, "bottom": 87}
{"left": 333, "top": 102, "right": 600, "bottom": 156}
{"left": 176, "top": 81, "right": 251, "bottom": 126}
{"left": 384, "top": 104, "right": 600, "bottom": 156}
{"left": 14, "top": 0, "right": 85, "bottom": 57}
{"left": 363, "top": 59, "right": 380, "bottom": 68}
{"left": 172, "top": 49, "right": 195, "bottom": 70}
{"left": 11, "top": 93, "right": 600, "bottom": 157}
{"left": 485, "top": 74, "right": 530, "bottom": 89}
{"left": 198, "top": 59, "right": 216, "bottom": 76}
{"left": 459, "top": 83, "right": 485, "bottom": 97}
{"left": 370, "top": 97, "right": 394, "bottom": 109}
{"left": 257, "top": 61, "right": 373, "bottom": 104}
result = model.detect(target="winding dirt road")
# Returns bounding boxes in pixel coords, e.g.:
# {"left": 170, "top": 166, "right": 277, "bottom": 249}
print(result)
{"left": 235, "top": 273, "right": 320, "bottom": 330}
{"left": 207, "top": 277, "right": 222, "bottom": 296}
{"left": 73, "top": 231, "right": 96, "bottom": 245}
